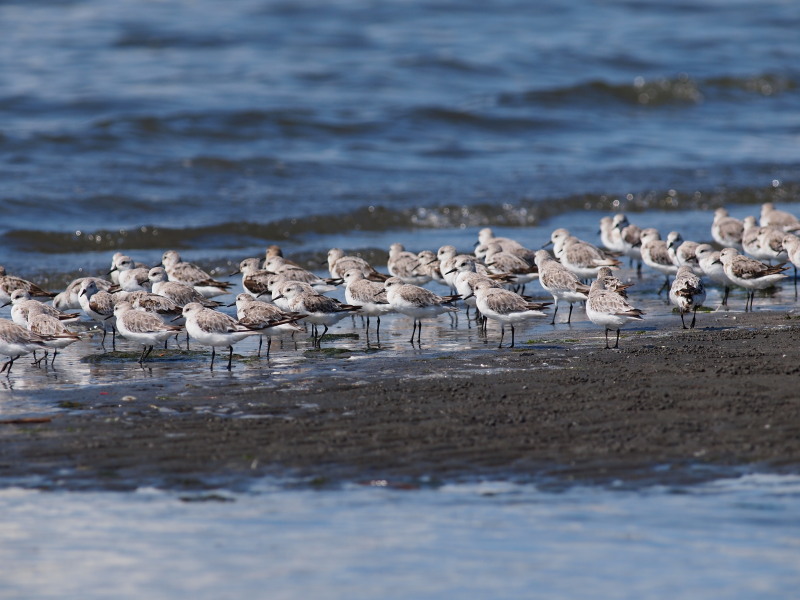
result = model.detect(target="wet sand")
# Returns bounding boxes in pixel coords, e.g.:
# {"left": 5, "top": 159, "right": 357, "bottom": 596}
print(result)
{"left": 2, "top": 310, "right": 800, "bottom": 490}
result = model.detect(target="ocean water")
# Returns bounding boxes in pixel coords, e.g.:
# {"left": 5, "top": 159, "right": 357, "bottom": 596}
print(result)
{"left": 2, "top": 1, "right": 800, "bottom": 596}
{"left": 2, "top": 474, "right": 800, "bottom": 599}
{"left": 0, "top": 0, "right": 798, "bottom": 278}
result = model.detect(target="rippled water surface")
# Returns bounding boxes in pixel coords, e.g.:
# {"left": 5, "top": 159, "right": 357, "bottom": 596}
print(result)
{"left": 2, "top": 475, "right": 800, "bottom": 599}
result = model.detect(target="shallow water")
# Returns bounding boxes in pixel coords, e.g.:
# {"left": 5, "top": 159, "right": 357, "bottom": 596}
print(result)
{"left": 2, "top": 474, "right": 799, "bottom": 599}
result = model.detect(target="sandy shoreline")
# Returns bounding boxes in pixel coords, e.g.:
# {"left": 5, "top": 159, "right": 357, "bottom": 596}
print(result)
{"left": 1, "top": 310, "right": 799, "bottom": 491}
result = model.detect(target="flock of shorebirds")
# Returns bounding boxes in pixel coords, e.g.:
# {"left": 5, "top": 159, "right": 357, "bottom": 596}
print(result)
{"left": 0, "top": 201, "right": 798, "bottom": 375}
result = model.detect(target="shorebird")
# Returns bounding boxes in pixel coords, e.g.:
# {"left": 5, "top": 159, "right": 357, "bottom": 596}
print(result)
{"left": 110, "top": 255, "right": 151, "bottom": 292}
{"left": 5, "top": 289, "right": 79, "bottom": 328}
{"left": 781, "top": 234, "right": 800, "bottom": 293}
{"left": 760, "top": 202, "right": 800, "bottom": 232}
{"left": 467, "top": 280, "right": 549, "bottom": 348}
{"left": 483, "top": 243, "right": 538, "bottom": 290}
{"left": 265, "top": 244, "right": 301, "bottom": 268}
{"left": 669, "top": 266, "right": 706, "bottom": 329}
{"left": 596, "top": 266, "right": 633, "bottom": 298}
{"left": 447, "top": 257, "right": 503, "bottom": 309}
{"left": 161, "top": 250, "right": 233, "bottom": 298}
{"left": 180, "top": 302, "right": 261, "bottom": 370}
{"left": 327, "top": 248, "right": 388, "bottom": 281}
{"left": 263, "top": 256, "right": 338, "bottom": 292}
{"left": 384, "top": 277, "right": 459, "bottom": 344}
{"left": 667, "top": 236, "right": 701, "bottom": 273}
{"left": 599, "top": 216, "right": 625, "bottom": 253}
{"left": 0, "top": 266, "right": 55, "bottom": 306}
{"left": 149, "top": 267, "right": 221, "bottom": 308}
{"left": 114, "top": 301, "right": 184, "bottom": 364}
{"left": 342, "top": 269, "right": 394, "bottom": 342}
{"left": 533, "top": 250, "right": 589, "bottom": 324}
{"left": 78, "top": 279, "right": 117, "bottom": 348}
{"left": 0, "top": 317, "right": 50, "bottom": 375}
{"left": 232, "top": 258, "right": 279, "bottom": 298}
{"left": 550, "top": 229, "right": 621, "bottom": 281}
{"left": 640, "top": 228, "right": 678, "bottom": 293}
{"left": 274, "top": 281, "right": 359, "bottom": 346}
{"left": 413, "top": 250, "right": 448, "bottom": 288}
{"left": 718, "top": 247, "right": 788, "bottom": 311}
{"left": 231, "top": 293, "right": 304, "bottom": 358}
{"left": 387, "top": 243, "right": 429, "bottom": 285}
{"left": 25, "top": 304, "right": 82, "bottom": 365}
{"left": 695, "top": 244, "right": 733, "bottom": 306}
{"left": 52, "top": 277, "right": 114, "bottom": 311}
{"left": 741, "top": 216, "right": 774, "bottom": 262}
{"left": 711, "top": 208, "right": 744, "bottom": 249}
{"left": 613, "top": 214, "right": 643, "bottom": 275}
{"left": 586, "top": 276, "right": 645, "bottom": 349}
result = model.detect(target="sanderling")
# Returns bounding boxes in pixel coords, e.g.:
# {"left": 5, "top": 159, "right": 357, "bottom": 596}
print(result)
{"left": 640, "top": 228, "right": 678, "bottom": 293}
{"left": 414, "top": 250, "right": 448, "bottom": 287}
{"left": 275, "top": 281, "right": 359, "bottom": 346}
{"left": 484, "top": 243, "right": 538, "bottom": 289}
{"left": 447, "top": 256, "right": 504, "bottom": 315}
{"left": 596, "top": 266, "right": 633, "bottom": 298}
{"left": 695, "top": 244, "right": 733, "bottom": 306}
{"left": 614, "top": 214, "right": 643, "bottom": 274}
{"left": 53, "top": 277, "right": 114, "bottom": 311}
{"left": 180, "top": 302, "right": 261, "bottom": 370}
{"left": 669, "top": 266, "right": 706, "bottom": 329}
{"left": 586, "top": 277, "right": 644, "bottom": 349}
{"left": 0, "top": 267, "right": 55, "bottom": 305}
{"left": 467, "top": 280, "right": 549, "bottom": 348}
{"left": 110, "top": 255, "right": 151, "bottom": 292}
{"left": 711, "top": 208, "right": 744, "bottom": 249}
{"left": 0, "top": 318, "right": 50, "bottom": 375}
{"left": 533, "top": 250, "right": 589, "bottom": 324}
{"left": 342, "top": 269, "right": 394, "bottom": 341}
{"left": 781, "top": 234, "right": 800, "bottom": 287}
{"left": 476, "top": 227, "right": 526, "bottom": 251}
{"left": 550, "top": 229, "right": 621, "bottom": 280}
{"left": 263, "top": 256, "right": 338, "bottom": 292}
{"left": 718, "top": 247, "right": 789, "bottom": 311}
{"left": 231, "top": 293, "right": 304, "bottom": 358}
{"left": 741, "top": 216, "right": 772, "bottom": 262}
{"left": 78, "top": 279, "right": 118, "bottom": 348}
{"left": 25, "top": 304, "right": 82, "bottom": 365}
{"left": 327, "top": 248, "right": 388, "bottom": 282}
{"left": 384, "top": 277, "right": 459, "bottom": 343}
{"left": 599, "top": 216, "right": 625, "bottom": 253}
{"left": 265, "top": 244, "right": 301, "bottom": 268}
{"left": 232, "top": 258, "right": 279, "bottom": 298}
{"left": 667, "top": 235, "right": 701, "bottom": 273}
{"left": 162, "top": 250, "right": 233, "bottom": 298}
{"left": 760, "top": 202, "right": 800, "bottom": 232}
{"left": 388, "top": 244, "right": 429, "bottom": 285}
{"left": 149, "top": 267, "right": 221, "bottom": 308}
{"left": 757, "top": 227, "right": 788, "bottom": 264}
{"left": 131, "top": 292, "right": 183, "bottom": 323}
{"left": 5, "top": 289, "right": 79, "bottom": 329}
{"left": 114, "top": 301, "right": 183, "bottom": 364}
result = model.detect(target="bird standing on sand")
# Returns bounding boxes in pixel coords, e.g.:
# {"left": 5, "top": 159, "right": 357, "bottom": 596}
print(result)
{"left": 669, "top": 266, "right": 706, "bottom": 329}
{"left": 384, "top": 277, "right": 459, "bottom": 344}
{"left": 466, "top": 280, "right": 549, "bottom": 348}
{"left": 586, "top": 276, "right": 645, "bottom": 349}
